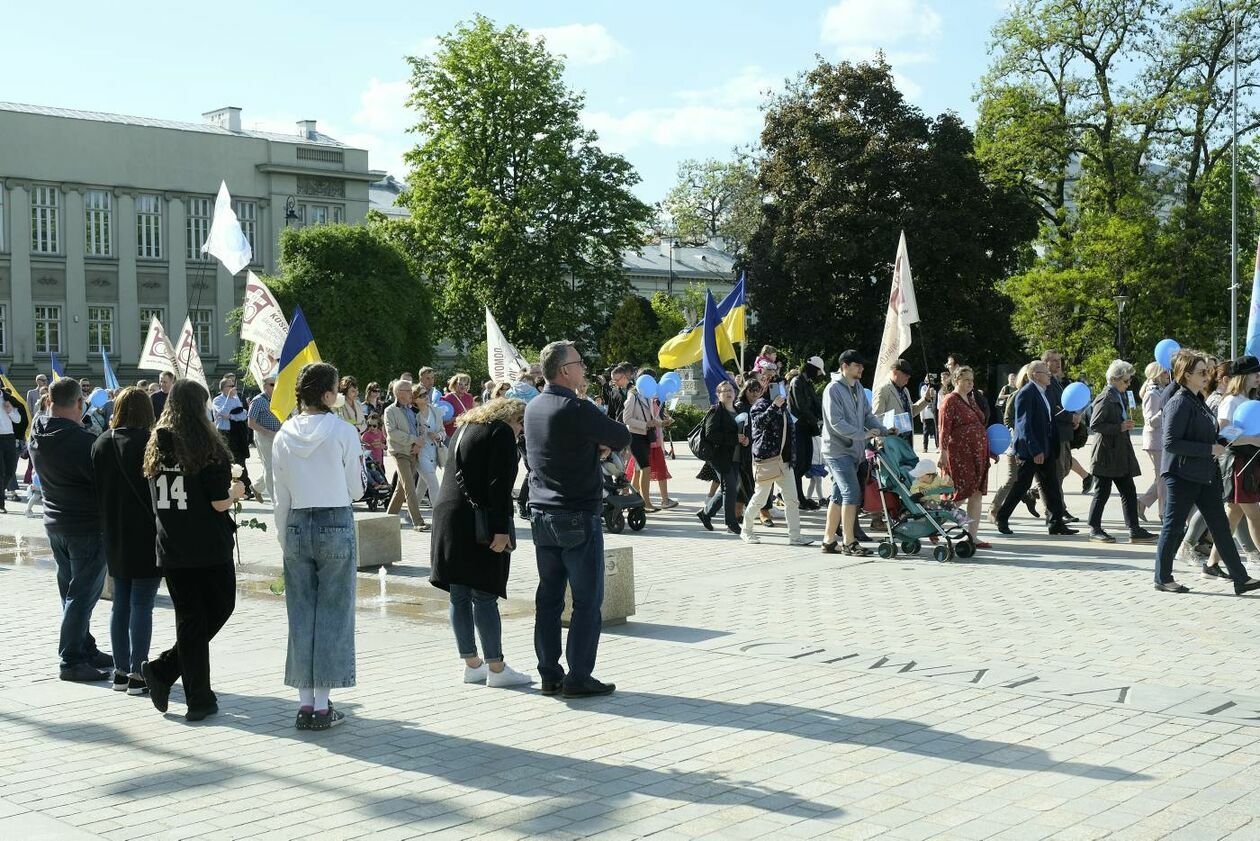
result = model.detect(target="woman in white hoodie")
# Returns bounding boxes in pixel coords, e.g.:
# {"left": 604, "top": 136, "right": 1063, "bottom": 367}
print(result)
{"left": 272, "top": 362, "right": 365, "bottom": 731}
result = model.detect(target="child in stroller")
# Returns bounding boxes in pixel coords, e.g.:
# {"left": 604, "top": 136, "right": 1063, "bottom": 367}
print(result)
{"left": 601, "top": 450, "right": 647, "bottom": 533}
{"left": 869, "top": 436, "right": 974, "bottom": 561}
{"left": 359, "top": 450, "right": 393, "bottom": 510}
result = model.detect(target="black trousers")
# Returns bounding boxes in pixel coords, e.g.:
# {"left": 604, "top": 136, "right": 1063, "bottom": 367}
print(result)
{"left": 1088, "top": 475, "right": 1140, "bottom": 534}
{"left": 1155, "top": 474, "right": 1248, "bottom": 585}
{"left": 219, "top": 431, "right": 251, "bottom": 492}
{"left": 703, "top": 460, "right": 742, "bottom": 532}
{"left": 0, "top": 435, "right": 16, "bottom": 508}
{"left": 995, "top": 455, "right": 1068, "bottom": 525}
{"left": 150, "top": 564, "right": 236, "bottom": 709}
{"left": 922, "top": 418, "right": 938, "bottom": 450}
{"left": 792, "top": 425, "right": 813, "bottom": 504}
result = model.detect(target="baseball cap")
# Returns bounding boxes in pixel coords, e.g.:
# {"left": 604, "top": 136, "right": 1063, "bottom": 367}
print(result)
{"left": 806, "top": 355, "right": 825, "bottom": 371}
{"left": 838, "top": 349, "right": 867, "bottom": 366}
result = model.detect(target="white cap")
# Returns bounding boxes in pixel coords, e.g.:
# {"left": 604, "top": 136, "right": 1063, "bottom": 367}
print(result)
{"left": 807, "top": 355, "right": 825, "bottom": 371}
{"left": 909, "top": 459, "right": 936, "bottom": 478}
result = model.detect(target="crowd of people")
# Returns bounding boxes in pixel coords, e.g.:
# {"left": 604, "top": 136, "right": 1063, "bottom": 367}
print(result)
{"left": 9, "top": 334, "right": 1260, "bottom": 729}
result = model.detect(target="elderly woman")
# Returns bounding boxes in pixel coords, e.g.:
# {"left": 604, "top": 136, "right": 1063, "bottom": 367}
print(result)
{"left": 430, "top": 398, "right": 532, "bottom": 687}
{"left": 334, "top": 376, "right": 366, "bottom": 434}
{"left": 1138, "top": 362, "right": 1170, "bottom": 518}
{"left": 440, "top": 373, "right": 476, "bottom": 438}
{"left": 1203, "top": 356, "right": 1260, "bottom": 577}
{"left": 1086, "top": 361, "right": 1158, "bottom": 544}
{"left": 938, "top": 366, "right": 993, "bottom": 547}
{"left": 412, "top": 387, "right": 446, "bottom": 509}
{"left": 1153, "top": 350, "right": 1260, "bottom": 594}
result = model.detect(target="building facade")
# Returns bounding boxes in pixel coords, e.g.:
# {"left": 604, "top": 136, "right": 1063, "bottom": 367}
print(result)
{"left": 0, "top": 102, "right": 377, "bottom": 382}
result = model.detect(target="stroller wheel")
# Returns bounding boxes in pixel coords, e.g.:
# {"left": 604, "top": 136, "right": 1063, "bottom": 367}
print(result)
{"left": 901, "top": 539, "right": 921, "bottom": 555}
{"left": 606, "top": 511, "right": 625, "bottom": 534}
{"left": 877, "top": 541, "right": 897, "bottom": 559}
{"left": 932, "top": 544, "right": 950, "bottom": 562}
{"left": 627, "top": 507, "right": 646, "bottom": 531}
{"left": 954, "top": 539, "right": 976, "bottom": 559}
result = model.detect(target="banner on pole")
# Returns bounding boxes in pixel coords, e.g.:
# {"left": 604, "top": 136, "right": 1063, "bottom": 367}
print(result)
{"left": 872, "top": 231, "right": 920, "bottom": 394}
{"left": 175, "top": 317, "right": 209, "bottom": 393}
{"left": 486, "top": 308, "right": 529, "bottom": 383}
{"left": 241, "top": 271, "right": 289, "bottom": 351}
{"left": 138, "top": 316, "right": 179, "bottom": 374}
{"left": 201, "top": 181, "right": 252, "bottom": 275}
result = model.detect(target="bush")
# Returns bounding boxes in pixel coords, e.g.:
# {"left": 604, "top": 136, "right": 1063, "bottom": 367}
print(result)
{"left": 667, "top": 402, "right": 707, "bottom": 432}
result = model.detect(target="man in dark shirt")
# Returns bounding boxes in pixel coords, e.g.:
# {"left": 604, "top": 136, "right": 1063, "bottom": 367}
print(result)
{"left": 151, "top": 370, "right": 173, "bottom": 418}
{"left": 605, "top": 363, "right": 632, "bottom": 423}
{"left": 29, "top": 378, "right": 113, "bottom": 681}
{"left": 525, "top": 340, "right": 631, "bottom": 699}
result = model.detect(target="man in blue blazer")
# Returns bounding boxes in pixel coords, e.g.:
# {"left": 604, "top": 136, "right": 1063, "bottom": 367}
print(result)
{"left": 993, "top": 360, "right": 1078, "bottom": 535}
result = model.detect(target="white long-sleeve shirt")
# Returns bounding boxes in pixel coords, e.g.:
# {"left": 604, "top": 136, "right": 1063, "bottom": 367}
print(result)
{"left": 271, "top": 412, "right": 364, "bottom": 542}
{"left": 0, "top": 402, "right": 19, "bottom": 435}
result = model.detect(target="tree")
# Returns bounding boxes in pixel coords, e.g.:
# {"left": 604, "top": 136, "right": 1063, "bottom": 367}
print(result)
{"left": 236, "top": 224, "right": 435, "bottom": 387}
{"left": 660, "top": 153, "right": 763, "bottom": 256}
{"left": 600, "top": 295, "right": 662, "bottom": 366}
{"left": 398, "top": 15, "right": 653, "bottom": 351}
{"left": 746, "top": 58, "right": 1039, "bottom": 375}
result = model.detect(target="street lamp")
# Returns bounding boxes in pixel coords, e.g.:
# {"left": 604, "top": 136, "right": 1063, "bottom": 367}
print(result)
{"left": 284, "top": 195, "right": 300, "bottom": 226}
{"left": 1114, "top": 289, "right": 1131, "bottom": 359}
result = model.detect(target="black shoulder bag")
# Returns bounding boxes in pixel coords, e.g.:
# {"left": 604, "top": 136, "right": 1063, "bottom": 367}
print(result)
{"left": 452, "top": 425, "right": 516, "bottom": 550}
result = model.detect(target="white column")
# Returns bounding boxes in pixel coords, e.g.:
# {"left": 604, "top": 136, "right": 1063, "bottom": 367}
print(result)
{"left": 166, "top": 196, "right": 187, "bottom": 328}
{"left": 216, "top": 263, "right": 237, "bottom": 364}
{"left": 116, "top": 193, "right": 140, "bottom": 367}
{"left": 7, "top": 183, "right": 32, "bottom": 365}
{"left": 64, "top": 188, "right": 88, "bottom": 366}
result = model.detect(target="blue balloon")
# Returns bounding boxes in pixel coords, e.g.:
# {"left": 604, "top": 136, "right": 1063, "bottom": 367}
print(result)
{"left": 1061, "top": 381, "right": 1091, "bottom": 412}
{"left": 1234, "top": 400, "right": 1260, "bottom": 436}
{"left": 659, "top": 372, "right": 681, "bottom": 390}
{"left": 88, "top": 388, "right": 109, "bottom": 409}
{"left": 1155, "top": 338, "right": 1180, "bottom": 371}
{"left": 438, "top": 400, "right": 455, "bottom": 422}
{"left": 635, "top": 374, "right": 658, "bottom": 400}
{"left": 735, "top": 412, "right": 749, "bottom": 426}
{"left": 864, "top": 388, "right": 874, "bottom": 404}
{"left": 658, "top": 383, "right": 679, "bottom": 401}
{"left": 986, "top": 423, "right": 1011, "bottom": 456}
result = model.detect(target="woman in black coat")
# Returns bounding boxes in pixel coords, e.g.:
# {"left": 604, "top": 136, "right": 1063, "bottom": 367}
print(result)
{"left": 1086, "top": 360, "right": 1157, "bottom": 545}
{"left": 1153, "top": 351, "right": 1260, "bottom": 595}
{"left": 90, "top": 387, "right": 160, "bottom": 695}
{"left": 430, "top": 397, "right": 533, "bottom": 688}
{"left": 696, "top": 380, "right": 743, "bottom": 535}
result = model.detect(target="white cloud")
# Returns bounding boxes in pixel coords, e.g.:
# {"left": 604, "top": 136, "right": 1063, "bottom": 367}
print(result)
{"left": 527, "top": 23, "right": 627, "bottom": 66}
{"left": 353, "top": 78, "right": 412, "bottom": 133}
{"left": 819, "top": 0, "right": 941, "bottom": 99}
{"left": 582, "top": 65, "right": 772, "bottom": 153}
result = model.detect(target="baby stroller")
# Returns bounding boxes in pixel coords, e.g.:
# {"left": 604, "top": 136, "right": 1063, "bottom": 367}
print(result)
{"left": 867, "top": 436, "right": 973, "bottom": 561}
{"left": 359, "top": 450, "right": 393, "bottom": 511}
{"left": 602, "top": 451, "right": 646, "bottom": 533}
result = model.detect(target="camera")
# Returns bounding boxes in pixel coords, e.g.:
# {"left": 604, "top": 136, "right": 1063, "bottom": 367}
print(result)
{"left": 924, "top": 373, "right": 939, "bottom": 386}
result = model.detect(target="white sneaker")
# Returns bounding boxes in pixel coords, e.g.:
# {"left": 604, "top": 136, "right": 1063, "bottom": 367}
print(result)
{"left": 486, "top": 665, "right": 534, "bottom": 688}
{"left": 741, "top": 532, "right": 761, "bottom": 544}
{"left": 463, "top": 663, "right": 489, "bottom": 684}
{"left": 789, "top": 536, "right": 815, "bottom": 546}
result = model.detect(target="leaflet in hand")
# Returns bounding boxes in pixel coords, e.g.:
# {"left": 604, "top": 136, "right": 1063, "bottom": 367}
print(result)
{"left": 1221, "top": 425, "right": 1244, "bottom": 442}
{"left": 881, "top": 410, "right": 913, "bottom": 434}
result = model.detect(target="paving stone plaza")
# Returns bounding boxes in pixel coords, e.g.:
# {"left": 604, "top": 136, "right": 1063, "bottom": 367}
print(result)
{"left": 4, "top": 444, "right": 1260, "bottom": 840}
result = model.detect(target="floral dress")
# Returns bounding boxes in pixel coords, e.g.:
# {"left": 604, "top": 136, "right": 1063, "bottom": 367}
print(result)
{"left": 939, "top": 392, "right": 990, "bottom": 500}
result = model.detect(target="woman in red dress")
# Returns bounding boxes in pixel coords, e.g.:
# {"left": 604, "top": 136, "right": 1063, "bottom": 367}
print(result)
{"left": 939, "top": 366, "right": 993, "bottom": 547}
{"left": 440, "top": 374, "right": 477, "bottom": 438}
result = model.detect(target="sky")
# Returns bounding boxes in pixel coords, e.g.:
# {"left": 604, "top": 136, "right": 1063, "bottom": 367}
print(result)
{"left": 1, "top": 0, "right": 1010, "bottom": 202}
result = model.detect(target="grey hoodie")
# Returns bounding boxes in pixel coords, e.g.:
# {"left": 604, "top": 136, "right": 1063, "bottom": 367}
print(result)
{"left": 821, "top": 375, "right": 882, "bottom": 462}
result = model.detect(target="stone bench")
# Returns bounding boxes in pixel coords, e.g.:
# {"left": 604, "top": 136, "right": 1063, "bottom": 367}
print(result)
{"left": 563, "top": 546, "right": 635, "bottom": 627}
{"left": 355, "top": 514, "right": 402, "bottom": 569}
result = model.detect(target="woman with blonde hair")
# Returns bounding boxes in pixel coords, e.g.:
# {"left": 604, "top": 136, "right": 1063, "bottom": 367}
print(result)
{"left": 1138, "top": 361, "right": 1170, "bottom": 518}
{"left": 430, "top": 398, "right": 532, "bottom": 687}
{"left": 440, "top": 373, "right": 476, "bottom": 438}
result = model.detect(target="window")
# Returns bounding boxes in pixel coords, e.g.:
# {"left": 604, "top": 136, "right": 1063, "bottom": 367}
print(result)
{"left": 186, "top": 197, "right": 211, "bottom": 260}
{"left": 31, "top": 186, "right": 60, "bottom": 254}
{"left": 190, "top": 308, "right": 214, "bottom": 355}
{"left": 332, "top": 205, "right": 344, "bottom": 224}
{"left": 136, "top": 194, "right": 162, "bottom": 258}
{"left": 307, "top": 205, "right": 328, "bottom": 225}
{"left": 88, "top": 306, "right": 114, "bottom": 354}
{"left": 233, "top": 199, "right": 257, "bottom": 259}
{"left": 84, "top": 189, "right": 112, "bottom": 256}
{"left": 34, "top": 305, "right": 61, "bottom": 354}
{"left": 139, "top": 306, "right": 165, "bottom": 347}
{"left": 0, "top": 304, "right": 7, "bottom": 353}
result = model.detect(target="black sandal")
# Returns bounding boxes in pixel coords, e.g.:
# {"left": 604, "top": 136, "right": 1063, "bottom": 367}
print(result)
{"left": 842, "top": 541, "right": 870, "bottom": 557}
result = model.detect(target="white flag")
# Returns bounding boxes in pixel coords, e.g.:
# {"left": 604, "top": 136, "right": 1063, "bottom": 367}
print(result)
{"left": 247, "top": 342, "right": 280, "bottom": 387}
{"left": 174, "top": 317, "right": 209, "bottom": 393}
{"left": 201, "top": 181, "right": 252, "bottom": 275}
{"left": 137, "top": 316, "right": 179, "bottom": 374}
{"left": 240, "top": 271, "right": 289, "bottom": 351}
{"left": 872, "top": 231, "right": 920, "bottom": 395}
{"left": 486, "top": 307, "right": 529, "bottom": 383}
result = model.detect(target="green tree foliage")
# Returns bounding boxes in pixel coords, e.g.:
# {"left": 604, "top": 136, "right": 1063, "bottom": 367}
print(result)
{"left": 397, "top": 15, "right": 653, "bottom": 351}
{"left": 745, "top": 57, "right": 1039, "bottom": 374}
{"left": 600, "top": 295, "right": 661, "bottom": 366}
{"left": 980, "top": 0, "right": 1260, "bottom": 378}
{"left": 660, "top": 153, "right": 763, "bottom": 256}
{"left": 240, "top": 224, "right": 435, "bottom": 387}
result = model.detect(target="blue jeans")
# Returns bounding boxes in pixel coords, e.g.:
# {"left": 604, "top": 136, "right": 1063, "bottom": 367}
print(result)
{"left": 49, "top": 530, "right": 107, "bottom": 669}
{"left": 1155, "top": 474, "right": 1249, "bottom": 585}
{"left": 282, "top": 507, "right": 357, "bottom": 689}
{"left": 532, "top": 510, "right": 604, "bottom": 686}
{"left": 825, "top": 455, "right": 862, "bottom": 505}
{"left": 110, "top": 576, "right": 161, "bottom": 675}
{"left": 449, "top": 585, "right": 503, "bottom": 663}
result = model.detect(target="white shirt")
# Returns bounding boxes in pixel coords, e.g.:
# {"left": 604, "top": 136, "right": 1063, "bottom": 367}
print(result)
{"left": 1218, "top": 394, "right": 1246, "bottom": 427}
{"left": 271, "top": 413, "right": 365, "bottom": 542}
{"left": 0, "top": 402, "right": 18, "bottom": 435}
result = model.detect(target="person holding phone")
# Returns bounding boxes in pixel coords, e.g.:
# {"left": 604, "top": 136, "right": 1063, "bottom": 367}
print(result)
{"left": 742, "top": 381, "right": 812, "bottom": 546}
{"left": 430, "top": 398, "right": 533, "bottom": 688}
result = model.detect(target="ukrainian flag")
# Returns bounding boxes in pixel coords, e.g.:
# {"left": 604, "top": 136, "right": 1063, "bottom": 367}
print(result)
{"left": 49, "top": 352, "right": 65, "bottom": 382}
{"left": 656, "top": 274, "right": 744, "bottom": 369}
{"left": 0, "top": 366, "right": 30, "bottom": 438}
{"left": 270, "top": 306, "right": 320, "bottom": 422}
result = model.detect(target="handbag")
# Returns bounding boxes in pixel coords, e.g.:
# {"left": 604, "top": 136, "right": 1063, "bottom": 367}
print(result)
{"left": 451, "top": 425, "right": 516, "bottom": 550}
{"left": 752, "top": 405, "right": 788, "bottom": 482}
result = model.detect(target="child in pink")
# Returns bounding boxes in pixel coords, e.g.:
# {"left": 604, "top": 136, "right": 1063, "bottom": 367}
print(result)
{"left": 361, "top": 414, "right": 386, "bottom": 465}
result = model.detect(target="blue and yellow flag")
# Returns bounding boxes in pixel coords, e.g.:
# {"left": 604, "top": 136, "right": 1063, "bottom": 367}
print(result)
{"left": 270, "top": 306, "right": 320, "bottom": 422}
{"left": 657, "top": 278, "right": 742, "bottom": 369}
{"left": 701, "top": 290, "right": 734, "bottom": 402}
{"left": 49, "top": 352, "right": 64, "bottom": 382}
{"left": 0, "top": 366, "right": 30, "bottom": 438}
